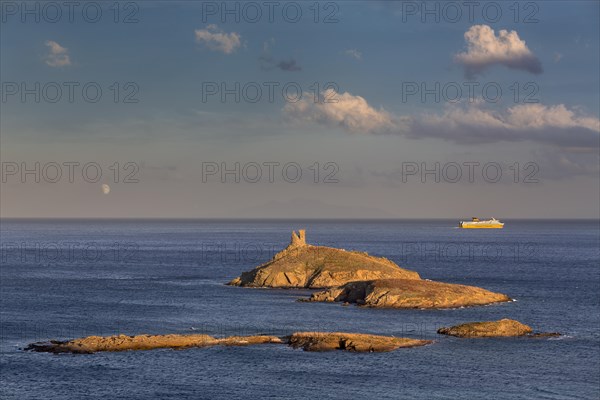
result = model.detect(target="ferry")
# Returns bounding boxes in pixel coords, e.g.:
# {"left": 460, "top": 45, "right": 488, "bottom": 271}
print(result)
{"left": 459, "top": 217, "right": 504, "bottom": 229}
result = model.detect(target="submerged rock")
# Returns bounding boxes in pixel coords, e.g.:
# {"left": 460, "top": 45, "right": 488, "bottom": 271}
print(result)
{"left": 227, "top": 230, "right": 420, "bottom": 288}
{"left": 437, "top": 319, "right": 533, "bottom": 338}
{"left": 287, "top": 332, "right": 432, "bottom": 352}
{"left": 527, "top": 332, "right": 562, "bottom": 338}
{"left": 307, "top": 279, "right": 511, "bottom": 309}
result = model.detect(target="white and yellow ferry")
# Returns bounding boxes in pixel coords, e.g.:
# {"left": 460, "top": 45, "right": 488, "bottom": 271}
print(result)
{"left": 459, "top": 217, "right": 504, "bottom": 229}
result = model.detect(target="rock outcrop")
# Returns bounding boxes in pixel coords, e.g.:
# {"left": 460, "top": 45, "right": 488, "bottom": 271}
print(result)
{"left": 307, "top": 279, "right": 511, "bottom": 309}
{"left": 287, "top": 332, "right": 432, "bottom": 352}
{"left": 25, "top": 332, "right": 431, "bottom": 354}
{"left": 227, "top": 230, "right": 420, "bottom": 288}
{"left": 25, "top": 334, "right": 283, "bottom": 354}
{"left": 437, "top": 319, "right": 533, "bottom": 338}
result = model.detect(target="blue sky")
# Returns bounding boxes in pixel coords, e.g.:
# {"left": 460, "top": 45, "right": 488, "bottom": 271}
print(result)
{"left": 1, "top": 1, "right": 599, "bottom": 218}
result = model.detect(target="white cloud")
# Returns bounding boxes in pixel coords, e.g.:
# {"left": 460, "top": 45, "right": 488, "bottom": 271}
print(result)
{"left": 343, "top": 49, "right": 362, "bottom": 60}
{"left": 454, "top": 25, "right": 542, "bottom": 77}
{"left": 283, "top": 89, "right": 599, "bottom": 150}
{"left": 194, "top": 25, "right": 241, "bottom": 54}
{"left": 45, "top": 40, "right": 71, "bottom": 67}
{"left": 411, "top": 102, "right": 600, "bottom": 149}
{"left": 284, "top": 89, "right": 395, "bottom": 133}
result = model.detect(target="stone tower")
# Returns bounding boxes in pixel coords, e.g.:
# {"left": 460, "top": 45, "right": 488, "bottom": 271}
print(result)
{"left": 290, "top": 229, "right": 306, "bottom": 247}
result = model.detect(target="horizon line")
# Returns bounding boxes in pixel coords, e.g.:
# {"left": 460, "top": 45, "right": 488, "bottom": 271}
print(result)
{"left": 1, "top": 217, "right": 598, "bottom": 222}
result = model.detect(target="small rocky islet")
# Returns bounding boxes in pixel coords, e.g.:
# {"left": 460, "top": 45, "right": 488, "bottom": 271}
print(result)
{"left": 26, "top": 230, "right": 559, "bottom": 355}
{"left": 231, "top": 230, "right": 511, "bottom": 309}
{"left": 437, "top": 319, "right": 561, "bottom": 338}
{"left": 227, "top": 230, "right": 420, "bottom": 288}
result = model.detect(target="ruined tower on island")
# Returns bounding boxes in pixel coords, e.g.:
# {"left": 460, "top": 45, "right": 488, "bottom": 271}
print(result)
{"left": 289, "top": 229, "right": 306, "bottom": 248}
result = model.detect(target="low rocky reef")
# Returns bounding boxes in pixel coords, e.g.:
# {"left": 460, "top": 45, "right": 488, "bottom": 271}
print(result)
{"left": 306, "top": 279, "right": 511, "bottom": 309}
{"left": 287, "top": 332, "right": 432, "bottom": 352}
{"left": 25, "top": 332, "right": 431, "bottom": 354}
{"left": 25, "top": 334, "right": 282, "bottom": 354}
{"left": 227, "top": 230, "right": 420, "bottom": 288}
{"left": 437, "top": 319, "right": 561, "bottom": 338}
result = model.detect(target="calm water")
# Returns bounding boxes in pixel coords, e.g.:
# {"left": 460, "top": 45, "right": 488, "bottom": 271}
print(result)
{"left": 1, "top": 219, "right": 599, "bottom": 399}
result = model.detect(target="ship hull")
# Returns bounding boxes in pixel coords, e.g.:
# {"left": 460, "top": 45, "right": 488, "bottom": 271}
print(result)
{"left": 459, "top": 223, "right": 504, "bottom": 229}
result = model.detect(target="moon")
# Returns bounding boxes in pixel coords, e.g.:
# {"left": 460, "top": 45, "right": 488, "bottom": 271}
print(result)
{"left": 101, "top": 184, "right": 111, "bottom": 195}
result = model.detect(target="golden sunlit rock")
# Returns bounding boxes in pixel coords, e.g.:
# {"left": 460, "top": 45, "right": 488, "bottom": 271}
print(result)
{"left": 228, "top": 230, "right": 420, "bottom": 288}
{"left": 307, "top": 279, "right": 511, "bottom": 309}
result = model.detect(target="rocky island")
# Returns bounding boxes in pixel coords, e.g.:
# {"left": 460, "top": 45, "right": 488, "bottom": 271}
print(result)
{"left": 25, "top": 332, "right": 431, "bottom": 354}
{"left": 228, "top": 230, "right": 420, "bottom": 288}
{"left": 306, "top": 279, "right": 511, "bottom": 309}
{"left": 437, "top": 319, "right": 533, "bottom": 337}
{"left": 437, "top": 319, "right": 562, "bottom": 338}
{"left": 230, "top": 230, "right": 511, "bottom": 309}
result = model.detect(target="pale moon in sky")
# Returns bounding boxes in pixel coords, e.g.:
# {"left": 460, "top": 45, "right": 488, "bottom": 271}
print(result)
{"left": 101, "top": 184, "right": 111, "bottom": 195}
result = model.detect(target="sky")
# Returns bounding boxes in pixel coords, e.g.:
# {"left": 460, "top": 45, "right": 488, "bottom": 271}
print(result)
{"left": 1, "top": 0, "right": 599, "bottom": 218}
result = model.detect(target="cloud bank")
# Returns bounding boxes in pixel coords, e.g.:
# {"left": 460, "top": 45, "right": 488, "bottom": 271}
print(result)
{"left": 284, "top": 90, "right": 599, "bottom": 150}
{"left": 409, "top": 102, "right": 599, "bottom": 149}
{"left": 45, "top": 40, "right": 71, "bottom": 67}
{"left": 195, "top": 25, "right": 241, "bottom": 54}
{"left": 455, "top": 25, "right": 542, "bottom": 77}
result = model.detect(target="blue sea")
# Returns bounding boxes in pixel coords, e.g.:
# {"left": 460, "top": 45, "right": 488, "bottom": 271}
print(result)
{"left": 1, "top": 219, "right": 599, "bottom": 399}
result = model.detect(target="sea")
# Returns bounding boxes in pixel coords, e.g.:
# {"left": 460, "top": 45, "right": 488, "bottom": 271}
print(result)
{"left": 1, "top": 219, "right": 599, "bottom": 400}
